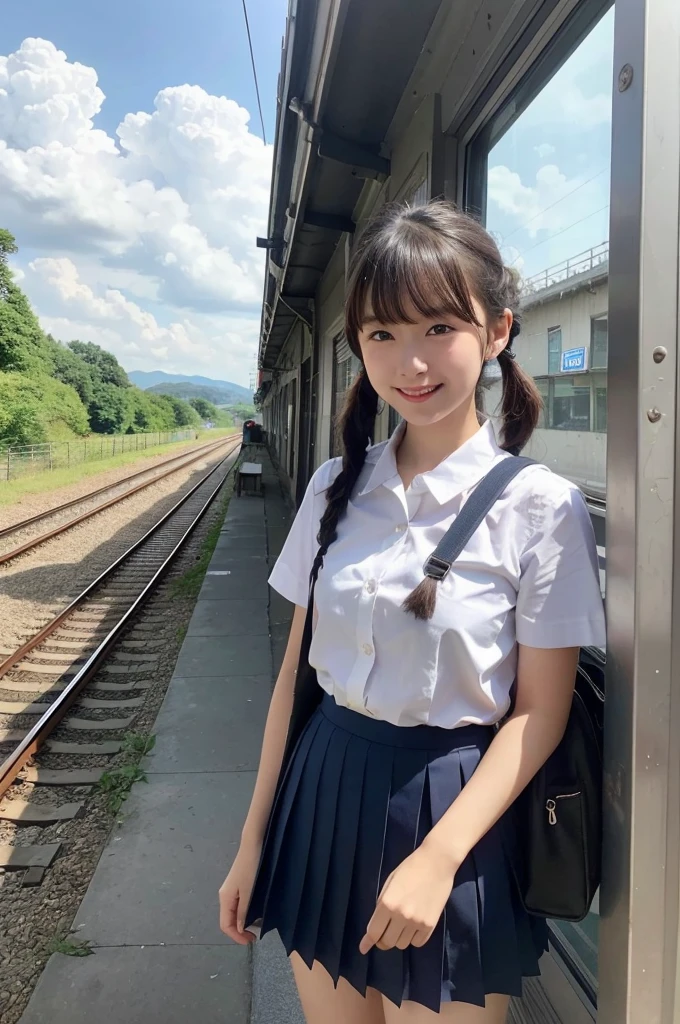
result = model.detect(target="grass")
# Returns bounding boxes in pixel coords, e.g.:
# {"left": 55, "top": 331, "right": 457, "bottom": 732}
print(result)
{"left": 48, "top": 936, "right": 94, "bottom": 957}
{"left": 170, "top": 489, "right": 231, "bottom": 600}
{"left": 0, "top": 428, "right": 237, "bottom": 508}
{"left": 97, "top": 731, "right": 156, "bottom": 814}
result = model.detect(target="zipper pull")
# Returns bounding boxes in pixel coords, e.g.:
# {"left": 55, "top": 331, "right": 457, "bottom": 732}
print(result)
{"left": 546, "top": 799, "right": 557, "bottom": 826}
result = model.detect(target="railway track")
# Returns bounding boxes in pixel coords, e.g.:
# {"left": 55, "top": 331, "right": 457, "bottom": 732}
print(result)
{"left": 0, "top": 434, "right": 237, "bottom": 566}
{"left": 0, "top": 437, "right": 241, "bottom": 879}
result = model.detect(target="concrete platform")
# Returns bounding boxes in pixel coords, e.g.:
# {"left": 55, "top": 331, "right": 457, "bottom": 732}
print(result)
{"left": 19, "top": 449, "right": 304, "bottom": 1024}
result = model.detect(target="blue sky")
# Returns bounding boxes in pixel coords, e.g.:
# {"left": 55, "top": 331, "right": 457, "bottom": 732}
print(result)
{"left": 0, "top": 3, "right": 614, "bottom": 388}
{"left": 2, "top": 0, "right": 285, "bottom": 144}
{"left": 486, "top": 7, "right": 614, "bottom": 281}
{"left": 1, "top": 2, "right": 287, "bottom": 387}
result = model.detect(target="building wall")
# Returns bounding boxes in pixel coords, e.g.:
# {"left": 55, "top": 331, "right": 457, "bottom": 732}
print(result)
{"left": 518, "top": 280, "right": 609, "bottom": 378}
{"left": 485, "top": 278, "right": 609, "bottom": 495}
{"left": 268, "top": 0, "right": 611, "bottom": 499}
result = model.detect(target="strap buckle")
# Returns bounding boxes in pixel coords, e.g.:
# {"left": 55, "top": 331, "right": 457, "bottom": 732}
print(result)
{"left": 423, "top": 555, "right": 451, "bottom": 581}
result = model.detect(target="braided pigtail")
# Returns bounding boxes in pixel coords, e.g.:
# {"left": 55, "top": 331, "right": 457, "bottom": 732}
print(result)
{"left": 402, "top": 572, "right": 438, "bottom": 621}
{"left": 315, "top": 370, "right": 379, "bottom": 569}
{"left": 497, "top": 332, "right": 541, "bottom": 454}
{"left": 496, "top": 270, "right": 541, "bottom": 456}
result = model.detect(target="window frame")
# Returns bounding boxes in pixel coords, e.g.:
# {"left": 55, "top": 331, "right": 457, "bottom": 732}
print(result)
{"left": 548, "top": 326, "right": 563, "bottom": 375}
{"left": 590, "top": 312, "right": 609, "bottom": 369}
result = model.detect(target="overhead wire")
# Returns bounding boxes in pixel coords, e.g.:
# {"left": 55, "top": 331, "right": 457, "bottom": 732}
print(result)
{"left": 498, "top": 166, "right": 609, "bottom": 248}
{"left": 241, "top": 0, "right": 267, "bottom": 145}
{"left": 509, "top": 203, "right": 610, "bottom": 266}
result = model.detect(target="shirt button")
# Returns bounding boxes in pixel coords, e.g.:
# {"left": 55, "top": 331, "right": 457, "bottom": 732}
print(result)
{"left": 362, "top": 643, "right": 373, "bottom": 656}
{"left": 365, "top": 579, "right": 376, "bottom": 594}
{"left": 395, "top": 523, "right": 406, "bottom": 533}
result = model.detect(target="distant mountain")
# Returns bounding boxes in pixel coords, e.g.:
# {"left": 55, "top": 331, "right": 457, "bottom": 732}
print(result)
{"left": 127, "top": 370, "right": 252, "bottom": 403}
{"left": 145, "top": 381, "right": 253, "bottom": 406}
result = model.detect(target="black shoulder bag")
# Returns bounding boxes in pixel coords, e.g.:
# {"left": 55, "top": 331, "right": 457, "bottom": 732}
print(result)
{"left": 282, "top": 457, "right": 604, "bottom": 923}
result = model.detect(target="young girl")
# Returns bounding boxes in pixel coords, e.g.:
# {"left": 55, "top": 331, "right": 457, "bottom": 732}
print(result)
{"left": 219, "top": 200, "right": 606, "bottom": 1023}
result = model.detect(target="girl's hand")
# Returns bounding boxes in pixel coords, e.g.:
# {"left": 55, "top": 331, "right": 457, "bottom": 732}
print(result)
{"left": 218, "top": 839, "right": 262, "bottom": 945}
{"left": 359, "top": 842, "right": 458, "bottom": 954}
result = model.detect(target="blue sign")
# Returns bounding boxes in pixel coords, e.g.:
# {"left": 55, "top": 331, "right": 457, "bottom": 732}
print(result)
{"left": 560, "top": 347, "right": 588, "bottom": 373}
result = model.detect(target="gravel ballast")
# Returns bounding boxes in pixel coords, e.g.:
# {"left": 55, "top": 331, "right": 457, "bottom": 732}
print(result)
{"left": 0, "top": 467, "right": 237, "bottom": 1024}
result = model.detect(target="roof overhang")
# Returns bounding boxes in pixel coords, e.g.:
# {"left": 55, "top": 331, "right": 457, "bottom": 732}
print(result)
{"left": 258, "top": 0, "right": 442, "bottom": 370}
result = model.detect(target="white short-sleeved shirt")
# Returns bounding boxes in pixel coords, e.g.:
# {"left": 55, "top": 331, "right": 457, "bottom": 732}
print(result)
{"left": 269, "top": 420, "right": 606, "bottom": 729}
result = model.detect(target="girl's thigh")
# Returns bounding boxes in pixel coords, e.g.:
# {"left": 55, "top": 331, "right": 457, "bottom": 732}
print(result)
{"left": 290, "top": 952, "right": 386, "bottom": 1024}
{"left": 382, "top": 993, "right": 510, "bottom": 1024}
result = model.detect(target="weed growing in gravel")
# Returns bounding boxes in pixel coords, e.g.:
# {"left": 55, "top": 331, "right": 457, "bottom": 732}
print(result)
{"left": 170, "top": 492, "right": 230, "bottom": 599}
{"left": 122, "top": 731, "right": 156, "bottom": 758}
{"left": 98, "top": 764, "right": 148, "bottom": 814}
{"left": 97, "top": 732, "right": 156, "bottom": 813}
{"left": 176, "top": 624, "right": 187, "bottom": 643}
{"left": 49, "top": 936, "right": 93, "bottom": 957}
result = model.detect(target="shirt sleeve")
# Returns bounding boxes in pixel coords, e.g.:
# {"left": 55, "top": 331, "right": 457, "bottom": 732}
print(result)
{"left": 516, "top": 481, "right": 606, "bottom": 649}
{"left": 267, "top": 459, "right": 338, "bottom": 608}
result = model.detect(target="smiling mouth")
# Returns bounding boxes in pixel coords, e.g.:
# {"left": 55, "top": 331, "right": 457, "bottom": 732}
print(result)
{"left": 395, "top": 384, "right": 443, "bottom": 402}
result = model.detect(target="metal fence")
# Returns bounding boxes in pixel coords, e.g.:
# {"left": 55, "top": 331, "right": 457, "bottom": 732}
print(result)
{"left": 0, "top": 429, "right": 198, "bottom": 482}
{"left": 521, "top": 241, "right": 609, "bottom": 297}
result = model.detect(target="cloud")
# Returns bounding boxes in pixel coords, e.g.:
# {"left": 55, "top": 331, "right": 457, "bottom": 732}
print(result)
{"left": 534, "top": 143, "right": 555, "bottom": 159}
{"left": 487, "top": 163, "right": 603, "bottom": 239}
{"left": 0, "top": 37, "right": 272, "bottom": 384}
{"left": 27, "top": 256, "right": 259, "bottom": 380}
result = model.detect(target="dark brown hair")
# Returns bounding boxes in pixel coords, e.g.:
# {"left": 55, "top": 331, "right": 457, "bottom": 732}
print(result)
{"left": 316, "top": 199, "right": 542, "bottom": 620}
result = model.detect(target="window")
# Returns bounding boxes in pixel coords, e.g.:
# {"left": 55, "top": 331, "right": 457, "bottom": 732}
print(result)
{"left": 553, "top": 377, "right": 591, "bottom": 431}
{"left": 409, "top": 178, "right": 428, "bottom": 207}
{"left": 331, "top": 334, "right": 360, "bottom": 455}
{"left": 470, "top": 0, "right": 614, "bottom": 1005}
{"left": 535, "top": 375, "right": 603, "bottom": 432}
{"left": 548, "top": 327, "right": 562, "bottom": 374}
{"left": 535, "top": 377, "right": 550, "bottom": 429}
{"left": 591, "top": 314, "right": 608, "bottom": 368}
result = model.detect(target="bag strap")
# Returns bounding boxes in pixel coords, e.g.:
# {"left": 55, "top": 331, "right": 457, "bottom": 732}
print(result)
{"left": 423, "top": 456, "right": 536, "bottom": 581}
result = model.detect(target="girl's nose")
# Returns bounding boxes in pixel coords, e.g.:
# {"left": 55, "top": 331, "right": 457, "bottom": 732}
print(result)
{"left": 398, "top": 348, "right": 428, "bottom": 376}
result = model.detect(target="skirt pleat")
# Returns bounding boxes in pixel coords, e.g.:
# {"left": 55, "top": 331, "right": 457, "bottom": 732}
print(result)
{"left": 314, "top": 734, "right": 369, "bottom": 983}
{"left": 366, "top": 748, "right": 429, "bottom": 1007}
{"left": 338, "top": 741, "right": 395, "bottom": 997}
{"left": 290, "top": 726, "right": 351, "bottom": 960}
{"left": 245, "top": 693, "right": 547, "bottom": 1014}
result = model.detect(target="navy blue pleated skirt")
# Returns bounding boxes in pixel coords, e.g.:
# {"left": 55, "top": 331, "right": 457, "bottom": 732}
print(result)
{"left": 245, "top": 693, "right": 547, "bottom": 1012}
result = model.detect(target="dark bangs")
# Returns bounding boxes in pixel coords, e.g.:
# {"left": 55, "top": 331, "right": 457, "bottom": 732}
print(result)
{"left": 345, "top": 210, "right": 482, "bottom": 352}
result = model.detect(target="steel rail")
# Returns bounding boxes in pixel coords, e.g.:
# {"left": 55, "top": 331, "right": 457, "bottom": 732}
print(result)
{"left": 0, "top": 440, "right": 241, "bottom": 796}
{"left": 0, "top": 434, "right": 238, "bottom": 541}
{"left": 0, "top": 436, "right": 236, "bottom": 567}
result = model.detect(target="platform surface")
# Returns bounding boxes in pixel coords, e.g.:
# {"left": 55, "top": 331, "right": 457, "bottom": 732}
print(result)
{"left": 19, "top": 448, "right": 304, "bottom": 1024}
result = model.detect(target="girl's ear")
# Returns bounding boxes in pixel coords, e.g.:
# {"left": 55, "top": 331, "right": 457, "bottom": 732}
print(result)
{"left": 484, "top": 308, "right": 513, "bottom": 362}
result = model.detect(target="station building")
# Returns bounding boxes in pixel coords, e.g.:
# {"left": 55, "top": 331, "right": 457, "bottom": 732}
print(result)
{"left": 252, "top": 0, "right": 680, "bottom": 1020}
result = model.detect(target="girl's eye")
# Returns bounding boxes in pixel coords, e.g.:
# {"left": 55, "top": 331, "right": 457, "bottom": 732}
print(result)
{"left": 369, "top": 329, "right": 393, "bottom": 342}
{"left": 427, "top": 323, "right": 454, "bottom": 336}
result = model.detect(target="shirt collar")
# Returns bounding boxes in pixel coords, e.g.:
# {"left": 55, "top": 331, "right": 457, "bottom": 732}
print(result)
{"left": 357, "top": 419, "right": 508, "bottom": 504}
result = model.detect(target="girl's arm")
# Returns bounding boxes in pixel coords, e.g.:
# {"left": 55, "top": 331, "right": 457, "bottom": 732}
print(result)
{"left": 421, "top": 644, "right": 578, "bottom": 872}
{"left": 240, "top": 603, "right": 307, "bottom": 849}
{"left": 360, "top": 644, "right": 578, "bottom": 954}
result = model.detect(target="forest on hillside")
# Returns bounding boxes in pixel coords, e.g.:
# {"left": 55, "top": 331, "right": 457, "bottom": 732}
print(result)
{"left": 0, "top": 230, "right": 230, "bottom": 447}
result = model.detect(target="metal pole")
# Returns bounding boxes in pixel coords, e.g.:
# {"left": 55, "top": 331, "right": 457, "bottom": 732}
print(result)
{"left": 598, "top": 0, "right": 680, "bottom": 1019}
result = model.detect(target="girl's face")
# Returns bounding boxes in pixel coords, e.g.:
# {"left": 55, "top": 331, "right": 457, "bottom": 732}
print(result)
{"left": 358, "top": 297, "right": 512, "bottom": 428}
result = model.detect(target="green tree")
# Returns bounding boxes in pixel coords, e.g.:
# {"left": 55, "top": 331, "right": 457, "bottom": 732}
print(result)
{"left": 49, "top": 338, "right": 96, "bottom": 406}
{"left": 0, "top": 230, "right": 55, "bottom": 374}
{"left": 68, "top": 340, "right": 131, "bottom": 389}
{"left": 189, "top": 397, "right": 218, "bottom": 420}
{"left": 0, "top": 371, "right": 89, "bottom": 446}
{"left": 165, "top": 395, "right": 201, "bottom": 428}
{"left": 88, "top": 382, "right": 130, "bottom": 434}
